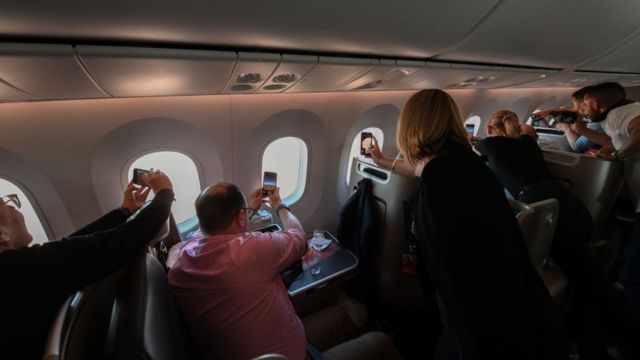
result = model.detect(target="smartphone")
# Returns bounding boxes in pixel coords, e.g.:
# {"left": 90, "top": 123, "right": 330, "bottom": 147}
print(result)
{"left": 465, "top": 124, "right": 475, "bottom": 136}
{"left": 132, "top": 168, "right": 150, "bottom": 187}
{"left": 262, "top": 171, "right": 277, "bottom": 196}
{"left": 360, "top": 132, "right": 373, "bottom": 157}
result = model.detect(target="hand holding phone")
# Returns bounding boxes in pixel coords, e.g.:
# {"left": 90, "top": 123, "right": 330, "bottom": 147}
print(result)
{"left": 262, "top": 171, "right": 277, "bottom": 196}
{"left": 360, "top": 132, "right": 373, "bottom": 157}
{"left": 132, "top": 168, "right": 150, "bottom": 187}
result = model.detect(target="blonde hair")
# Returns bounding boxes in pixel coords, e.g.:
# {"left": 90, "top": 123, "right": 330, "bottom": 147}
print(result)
{"left": 396, "top": 89, "right": 470, "bottom": 167}
{"left": 487, "top": 110, "right": 522, "bottom": 138}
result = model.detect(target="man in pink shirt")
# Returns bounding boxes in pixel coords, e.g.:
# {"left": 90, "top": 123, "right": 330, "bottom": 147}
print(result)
{"left": 168, "top": 182, "right": 308, "bottom": 360}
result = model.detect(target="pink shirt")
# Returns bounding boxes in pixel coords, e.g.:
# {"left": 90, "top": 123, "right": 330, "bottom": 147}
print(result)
{"left": 168, "top": 229, "right": 307, "bottom": 360}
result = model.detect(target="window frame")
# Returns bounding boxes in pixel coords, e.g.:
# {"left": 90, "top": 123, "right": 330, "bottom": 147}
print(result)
{"left": 0, "top": 174, "right": 53, "bottom": 242}
{"left": 260, "top": 135, "right": 310, "bottom": 205}
{"left": 122, "top": 147, "right": 204, "bottom": 224}
{"left": 345, "top": 126, "right": 385, "bottom": 186}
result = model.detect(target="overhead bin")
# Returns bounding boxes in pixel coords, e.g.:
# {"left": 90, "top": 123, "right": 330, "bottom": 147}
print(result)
{"left": 0, "top": 79, "right": 38, "bottom": 102}
{"left": 516, "top": 71, "right": 640, "bottom": 89}
{"left": 0, "top": 43, "right": 106, "bottom": 100}
{"left": 580, "top": 34, "right": 640, "bottom": 73}
{"left": 222, "top": 52, "right": 280, "bottom": 94}
{"left": 287, "top": 57, "right": 375, "bottom": 93}
{"left": 339, "top": 59, "right": 424, "bottom": 91}
{"left": 437, "top": 0, "right": 640, "bottom": 69}
{"left": 256, "top": 54, "right": 317, "bottom": 93}
{"left": 77, "top": 46, "right": 237, "bottom": 97}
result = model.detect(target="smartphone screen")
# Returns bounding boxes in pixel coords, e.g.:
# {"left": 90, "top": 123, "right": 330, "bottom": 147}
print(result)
{"left": 360, "top": 132, "right": 373, "bottom": 156}
{"left": 263, "top": 171, "right": 277, "bottom": 193}
{"left": 133, "top": 168, "right": 150, "bottom": 187}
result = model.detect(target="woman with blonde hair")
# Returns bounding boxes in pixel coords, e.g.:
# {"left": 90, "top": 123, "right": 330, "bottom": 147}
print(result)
{"left": 397, "top": 90, "right": 564, "bottom": 359}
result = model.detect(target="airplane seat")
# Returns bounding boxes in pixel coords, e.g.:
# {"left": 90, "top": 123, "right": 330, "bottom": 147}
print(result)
{"left": 148, "top": 214, "right": 182, "bottom": 272}
{"left": 509, "top": 198, "right": 569, "bottom": 302}
{"left": 112, "top": 253, "right": 201, "bottom": 360}
{"left": 542, "top": 150, "right": 625, "bottom": 271}
{"left": 43, "top": 269, "right": 126, "bottom": 360}
{"left": 346, "top": 157, "right": 424, "bottom": 310}
{"left": 536, "top": 128, "right": 573, "bottom": 152}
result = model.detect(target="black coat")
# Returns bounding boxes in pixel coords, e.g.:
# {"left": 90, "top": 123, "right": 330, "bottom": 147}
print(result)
{"left": 0, "top": 190, "right": 174, "bottom": 360}
{"left": 413, "top": 141, "right": 566, "bottom": 360}
{"left": 337, "top": 178, "right": 381, "bottom": 302}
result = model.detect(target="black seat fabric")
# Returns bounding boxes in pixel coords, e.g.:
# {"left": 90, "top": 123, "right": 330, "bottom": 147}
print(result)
{"left": 114, "top": 253, "right": 198, "bottom": 360}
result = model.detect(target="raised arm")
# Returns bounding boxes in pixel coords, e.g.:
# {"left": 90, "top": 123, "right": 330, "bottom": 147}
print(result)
{"left": 269, "top": 187, "right": 305, "bottom": 236}
{"left": 35, "top": 172, "right": 174, "bottom": 294}
{"left": 69, "top": 182, "right": 151, "bottom": 237}
{"left": 370, "top": 136, "right": 416, "bottom": 177}
{"left": 572, "top": 121, "right": 613, "bottom": 148}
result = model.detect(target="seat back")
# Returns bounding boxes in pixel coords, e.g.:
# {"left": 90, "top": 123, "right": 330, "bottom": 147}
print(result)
{"left": 346, "top": 158, "right": 423, "bottom": 309}
{"left": 113, "top": 253, "right": 198, "bottom": 360}
{"left": 536, "top": 128, "right": 573, "bottom": 152}
{"left": 509, "top": 198, "right": 558, "bottom": 270}
{"left": 542, "top": 150, "right": 624, "bottom": 241}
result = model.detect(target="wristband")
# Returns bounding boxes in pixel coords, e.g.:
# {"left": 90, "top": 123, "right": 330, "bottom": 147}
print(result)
{"left": 391, "top": 158, "right": 398, "bottom": 171}
{"left": 275, "top": 204, "right": 290, "bottom": 215}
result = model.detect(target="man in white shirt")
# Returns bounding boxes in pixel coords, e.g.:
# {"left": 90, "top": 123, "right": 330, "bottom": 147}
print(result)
{"left": 583, "top": 82, "right": 640, "bottom": 358}
{"left": 583, "top": 82, "right": 640, "bottom": 213}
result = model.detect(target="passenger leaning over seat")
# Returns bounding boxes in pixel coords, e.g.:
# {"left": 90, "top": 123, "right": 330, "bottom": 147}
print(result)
{"left": 536, "top": 86, "right": 609, "bottom": 153}
{"left": 583, "top": 82, "right": 640, "bottom": 350}
{"left": 476, "top": 110, "right": 638, "bottom": 358}
{"left": 168, "top": 184, "right": 307, "bottom": 360}
{"left": 0, "top": 171, "right": 174, "bottom": 360}
{"left": 395, "top": 89, "right": 565, "bottom": 360}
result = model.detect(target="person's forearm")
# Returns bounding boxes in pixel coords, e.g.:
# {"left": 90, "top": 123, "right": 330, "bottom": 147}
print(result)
{"left": 575, "top": 127, "right": 612, "bottom": 147}
{"left": 116, "top": 189, "right": 174, "bottom": 250}
{"left": 375, "top": 156, "right": 416, "bottom": 177}
{"left": 68, "top": 208, "right": 130, "bottom": 237}
{"left": 278, "top": 208, "right": 305, "bottom": 237}
{"left": 618, "top": 136, "right": 640, "bottom": 160}
{"left": 563, "top": 129, "right": 580, "bottom": 151}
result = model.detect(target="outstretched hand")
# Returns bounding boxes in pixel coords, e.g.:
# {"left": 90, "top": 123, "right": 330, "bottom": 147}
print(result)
{"left": 370, "top": 136, "right": 384, "bottom": 165}
{"left": 121, "top": 182, "right": 151, "bottom": 214}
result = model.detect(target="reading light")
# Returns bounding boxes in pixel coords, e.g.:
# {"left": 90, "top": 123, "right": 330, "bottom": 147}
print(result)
{"left": 263, "top": 84, "right": 288, "bottom": 91}
{"left": 230, "top": 84, "right": 254, "bottom": 91}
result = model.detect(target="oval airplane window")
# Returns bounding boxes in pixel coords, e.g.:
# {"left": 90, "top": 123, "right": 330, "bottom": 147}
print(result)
{"left": 127, "top": 151, "right": 201, "bottom": 224}
{"left": 464, "top": 115, "right": 481, "bottom": 137}
{"left": 0, "top": 178, "right": 49, "bottom": 245}
{"left": 346, "top": 127, "right": 384, "bottom": 185}
{"left": 262, "top": 137, "right": 308, "bottom": 204}
{"left": 526, "top": 109, "right": 543, "bottom": 125}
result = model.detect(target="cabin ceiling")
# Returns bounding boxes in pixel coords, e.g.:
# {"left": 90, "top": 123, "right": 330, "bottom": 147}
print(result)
{"left": 0, "top": 0, "right": 640, "bottom": 102}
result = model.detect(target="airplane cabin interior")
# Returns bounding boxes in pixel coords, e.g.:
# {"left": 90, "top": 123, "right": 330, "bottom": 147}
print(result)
{"left": 1, "top": 1, "right": 640, "bottom": 359}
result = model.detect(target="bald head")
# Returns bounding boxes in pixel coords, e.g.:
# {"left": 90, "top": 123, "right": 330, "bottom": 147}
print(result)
{"left": 195, "top": 182, "right": 247, "bottom": 235}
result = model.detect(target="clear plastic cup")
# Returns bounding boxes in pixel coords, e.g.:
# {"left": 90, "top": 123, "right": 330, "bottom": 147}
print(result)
{"left": 310, "top": 230, "right": 331, "bottom": 251}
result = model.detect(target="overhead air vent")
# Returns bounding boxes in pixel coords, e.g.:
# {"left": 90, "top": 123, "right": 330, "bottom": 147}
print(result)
{"left": 236, "top": 72, "right": 262, "bottom": 84}
{"left": 273, "top": 73, "right": 298, "bottom": 83}
{"left": 262, "top": 84, "right": 288, "bottom": 91}
{"left": 230, "top": 84, "right": 254, "bottom": 91}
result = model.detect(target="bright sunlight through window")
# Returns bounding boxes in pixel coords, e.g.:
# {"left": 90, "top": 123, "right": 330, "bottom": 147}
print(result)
{"left": 262, "top": 137, "right": 308, "bottom": 204}
{"left": 346, "top": 127, "right": 384, "bottom": 185}
{"left": 0, "top": 178, "right": 48, "bottom": 245}
{"left": 127, "top": 151, "right": 201, "bottom": 224}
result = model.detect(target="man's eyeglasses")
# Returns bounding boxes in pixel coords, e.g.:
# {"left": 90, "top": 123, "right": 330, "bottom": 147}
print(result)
{"left": 2, "top": 194, "right": 21, "bottom": 209}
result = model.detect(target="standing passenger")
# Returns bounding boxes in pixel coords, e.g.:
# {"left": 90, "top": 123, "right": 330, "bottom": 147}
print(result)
{"left": 396, "top": 89, "right": 565, "bottom": 360}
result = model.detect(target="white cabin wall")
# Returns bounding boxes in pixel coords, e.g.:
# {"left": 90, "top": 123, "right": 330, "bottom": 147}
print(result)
{"left": 0, "top": 87, "right": 576, "bottom": 239}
